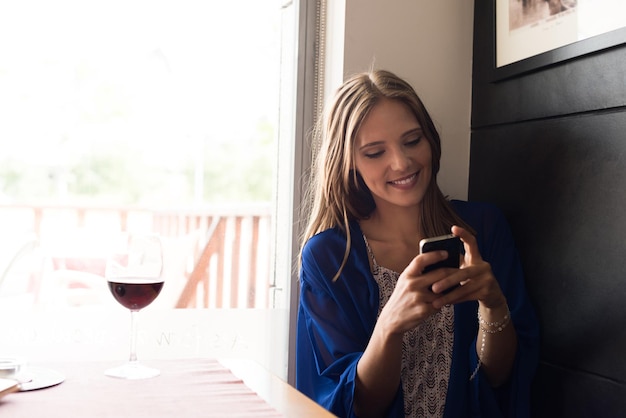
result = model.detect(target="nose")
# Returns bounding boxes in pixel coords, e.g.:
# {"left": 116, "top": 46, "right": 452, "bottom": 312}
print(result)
{"left": 389, "top": 147, "right": 411, "bottom": 171}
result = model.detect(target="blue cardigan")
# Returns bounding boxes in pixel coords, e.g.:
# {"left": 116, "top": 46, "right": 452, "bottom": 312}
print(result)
{"left": 295, "top": 200, "right": 539, "bottom": 417}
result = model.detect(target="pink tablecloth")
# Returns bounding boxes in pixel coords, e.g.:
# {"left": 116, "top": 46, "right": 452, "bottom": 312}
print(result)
{"left": 0, "top": 358, "right": 284, "bottom": 418}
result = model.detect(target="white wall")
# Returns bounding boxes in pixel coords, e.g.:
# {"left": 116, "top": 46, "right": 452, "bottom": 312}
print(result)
{"left": 325, "top": 0, "right": 475, "bottom": 200}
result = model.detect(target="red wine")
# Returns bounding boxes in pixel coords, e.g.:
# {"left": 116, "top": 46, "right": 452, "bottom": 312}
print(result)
{"left": 108, "top": 280, "right": 164, "bottom": 310}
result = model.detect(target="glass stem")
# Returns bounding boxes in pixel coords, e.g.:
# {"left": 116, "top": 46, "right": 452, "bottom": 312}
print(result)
{"left": 129, "top": 309, "right": 139, "bottom": 363}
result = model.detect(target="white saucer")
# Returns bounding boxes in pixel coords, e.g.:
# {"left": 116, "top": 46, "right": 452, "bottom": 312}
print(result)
{"left": 17, "top": 366, "right": 65, "bottom": 391}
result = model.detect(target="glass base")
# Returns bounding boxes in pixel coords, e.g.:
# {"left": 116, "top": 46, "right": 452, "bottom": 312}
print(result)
{"left": 105, "top": 362, "right": 160, "bottom": 380}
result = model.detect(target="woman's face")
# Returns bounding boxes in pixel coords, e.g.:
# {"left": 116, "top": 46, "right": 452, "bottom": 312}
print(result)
{"left": 353, "top": 98, "right": 432, "bottom": 211}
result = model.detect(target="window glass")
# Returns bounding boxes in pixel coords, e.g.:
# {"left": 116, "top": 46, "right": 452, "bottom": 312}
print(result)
{"left": 0, "top": 0, "right": 300, "bottom": 379}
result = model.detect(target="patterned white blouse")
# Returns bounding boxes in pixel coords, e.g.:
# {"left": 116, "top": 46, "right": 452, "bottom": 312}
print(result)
{"left": 364, "top": 236, "right": 455, "bottom": 418}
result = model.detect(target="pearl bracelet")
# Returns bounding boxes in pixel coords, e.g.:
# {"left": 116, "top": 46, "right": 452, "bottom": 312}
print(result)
{"left": 478, "top": 306, "right": 511, "bottom": 333}
{"left": 470, "top": 304, "right": 511, "bottom": 381}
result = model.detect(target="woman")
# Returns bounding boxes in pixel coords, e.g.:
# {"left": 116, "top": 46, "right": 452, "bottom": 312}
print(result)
{"left": 295, "top": 70, "right": 539, "bottom": 417}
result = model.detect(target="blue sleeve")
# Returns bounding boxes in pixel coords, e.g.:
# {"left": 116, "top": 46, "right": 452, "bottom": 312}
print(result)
{"left": 450, "top": 201, "right": 540, "bottom": 418}
{"left": 295, "top": 228, "right": 404, "bottom": 417}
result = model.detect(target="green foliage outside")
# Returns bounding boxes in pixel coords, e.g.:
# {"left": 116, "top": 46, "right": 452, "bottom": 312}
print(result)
{"left": 0, "top": 121, "right": 275, "bottom": 206}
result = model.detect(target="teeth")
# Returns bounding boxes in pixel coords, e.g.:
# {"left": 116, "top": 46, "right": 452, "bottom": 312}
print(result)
{"left": 392, "top": 174, "right": 416, "bottom": 185}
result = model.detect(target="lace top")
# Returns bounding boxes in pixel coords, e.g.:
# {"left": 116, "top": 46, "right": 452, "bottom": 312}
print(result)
{"left": 364, "top": 236, "right": 454, "bottom": 418}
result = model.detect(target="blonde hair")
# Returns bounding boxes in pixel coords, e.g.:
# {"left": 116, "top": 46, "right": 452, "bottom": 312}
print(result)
{"left": 299, "top": 70, "right": 473, "bottom": 280}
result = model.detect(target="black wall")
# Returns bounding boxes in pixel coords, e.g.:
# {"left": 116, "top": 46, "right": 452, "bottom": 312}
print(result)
{"left": 470, "top": 2, "right": 626, "bottom": 417}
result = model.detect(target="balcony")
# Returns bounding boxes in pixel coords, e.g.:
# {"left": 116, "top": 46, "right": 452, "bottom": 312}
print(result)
{"left": 0, "top": 203, "right": 274, "bottom": 310}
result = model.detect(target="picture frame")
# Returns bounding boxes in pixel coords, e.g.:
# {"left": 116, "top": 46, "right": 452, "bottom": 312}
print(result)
{"left": 492, "top": 0, "right": 626, "bottom": 81}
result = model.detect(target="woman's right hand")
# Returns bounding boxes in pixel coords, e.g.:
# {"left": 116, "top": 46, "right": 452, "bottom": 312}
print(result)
{"left": 378, "top": 250, "right": 456, "bottom": 334}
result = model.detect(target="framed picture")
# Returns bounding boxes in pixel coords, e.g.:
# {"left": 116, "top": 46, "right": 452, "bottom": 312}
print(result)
{"left": 493, "top": 0, "right": 626, "bottom": 80}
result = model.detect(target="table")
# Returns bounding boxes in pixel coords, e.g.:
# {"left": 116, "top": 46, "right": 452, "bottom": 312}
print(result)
{"left": 223, "top": 358, "right": 336, "bottom": 418}
{"left": 0, "top": 358, "right": 335, "bottom": 417}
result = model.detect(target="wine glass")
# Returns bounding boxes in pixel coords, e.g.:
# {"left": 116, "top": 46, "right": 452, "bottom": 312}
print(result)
{"left": 104, "top": 233, "right": 164, "bottom": 379}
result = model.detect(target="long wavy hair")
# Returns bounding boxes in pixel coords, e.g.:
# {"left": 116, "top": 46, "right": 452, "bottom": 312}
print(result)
{"left": 299, "top": 70, "right": 473, "bottom": 280}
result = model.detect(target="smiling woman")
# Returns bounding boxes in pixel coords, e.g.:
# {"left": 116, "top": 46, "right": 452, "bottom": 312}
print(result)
{"left": 296, "top": 70, "right": 539, "bottom": 418}
{"left": 354, "top": 99, "right": 433, "bottom": 211}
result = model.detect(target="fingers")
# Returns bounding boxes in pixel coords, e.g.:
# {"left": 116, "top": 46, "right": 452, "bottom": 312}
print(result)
{"left": 406, "top": 249, "right": 450, "bottom": 277}
{"left": 451, "top": 225, "right": 483, "bottom": 265}
{"left": 431, "top": 274, "right": 472, "bottom": 309}
{"left": 429, "top": 258, "right": 505, "bottom": 309}
{"left": 429, "top": 271, "right": 463, "bottom": 295}
{"left": 420, "top": 227, "right": 506, "bottom": 310}
{"left": 397, "top": 251, "right": 453, "bottom": 302}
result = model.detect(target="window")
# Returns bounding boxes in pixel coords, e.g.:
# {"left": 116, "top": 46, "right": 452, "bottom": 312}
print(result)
{"left": 0, "top": 0, "right": 316, "bottom": 381}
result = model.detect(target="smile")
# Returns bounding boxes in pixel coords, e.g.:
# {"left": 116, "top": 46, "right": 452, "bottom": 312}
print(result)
{"left": 389, "top": 173, "right": 417, "bottom": 186}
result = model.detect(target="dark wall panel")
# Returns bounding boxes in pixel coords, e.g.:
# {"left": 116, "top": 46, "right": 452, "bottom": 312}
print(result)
{"left": 471, "top": 2, "right": 626, "bottom": 417}
{"left": 470, "top": 113, "right": 626, "bottom": 380}
{"left": 472, "top": 46, "right": 626, "bottom": 126}
{"left": 531, "top": 363, "right": 626, "bottom": 418}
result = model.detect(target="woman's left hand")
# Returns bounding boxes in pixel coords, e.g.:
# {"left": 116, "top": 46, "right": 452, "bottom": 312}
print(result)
{"left": 430, "top": 225, "right": 507, "bottom": 310}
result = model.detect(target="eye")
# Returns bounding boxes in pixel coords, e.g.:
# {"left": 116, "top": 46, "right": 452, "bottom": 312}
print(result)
{"left": 364, "top": 150, "right": 384, "bottom": 159}
{"left": 405, "top": 136, "right": 422, "bottom": 147}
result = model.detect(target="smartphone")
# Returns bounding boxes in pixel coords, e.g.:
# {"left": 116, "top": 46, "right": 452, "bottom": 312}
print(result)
{"left": 419, "top": 234, "right": 461, "bottom": 272}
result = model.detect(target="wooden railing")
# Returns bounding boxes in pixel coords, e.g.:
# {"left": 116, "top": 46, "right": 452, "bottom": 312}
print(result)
{"left": 0, "top": 204, "right": 273, "bottom": 309}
